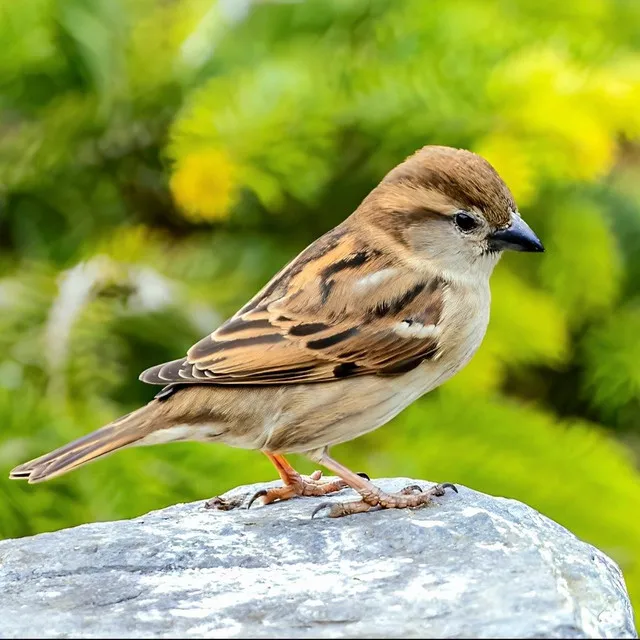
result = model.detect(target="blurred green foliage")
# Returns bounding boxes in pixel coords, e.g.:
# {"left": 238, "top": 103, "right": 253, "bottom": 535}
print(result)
{"left": 2, "top": 0, "right": 640, "bottom": 612}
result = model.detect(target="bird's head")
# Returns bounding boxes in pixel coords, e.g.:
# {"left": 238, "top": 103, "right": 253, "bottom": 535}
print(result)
{"left": 357, "top": 145, "right": 543, "bottom": 280}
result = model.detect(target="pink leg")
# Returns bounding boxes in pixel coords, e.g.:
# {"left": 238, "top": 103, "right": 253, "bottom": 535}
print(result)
{"left": 310, "top": 450, "right": 457, "bottom": 518}
{"left": 246, "top": 452, "right": 348, "bottom": 508}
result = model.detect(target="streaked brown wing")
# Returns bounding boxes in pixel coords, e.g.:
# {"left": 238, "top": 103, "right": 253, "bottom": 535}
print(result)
{"left": 140, "top": 225, "right": 445, "bottom": 386}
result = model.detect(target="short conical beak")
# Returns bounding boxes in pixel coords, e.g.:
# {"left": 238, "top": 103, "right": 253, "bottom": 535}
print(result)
{"left": 489, "top": 215, "right": 544, "bottom": 253}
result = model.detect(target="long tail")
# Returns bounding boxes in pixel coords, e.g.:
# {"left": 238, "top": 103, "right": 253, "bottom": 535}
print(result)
{"left": 9, "top": 402, "right": 160, "bottom": 484}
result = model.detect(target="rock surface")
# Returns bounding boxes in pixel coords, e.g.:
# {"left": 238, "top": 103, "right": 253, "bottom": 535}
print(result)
{"left": 0, "top": 478, "right": 636, "bottom": 639}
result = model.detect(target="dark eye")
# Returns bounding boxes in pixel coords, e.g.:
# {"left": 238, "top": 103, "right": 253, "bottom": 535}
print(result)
{"left": 454, "top": 212, "right": 479, "bottom": 232}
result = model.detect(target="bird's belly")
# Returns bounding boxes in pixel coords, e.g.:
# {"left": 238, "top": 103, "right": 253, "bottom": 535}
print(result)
{"left": 260, "top": 363, "right": 445, "bottom": 454}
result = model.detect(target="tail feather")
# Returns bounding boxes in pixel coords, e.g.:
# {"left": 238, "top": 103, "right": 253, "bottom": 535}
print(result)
{"left": 10, "top": 404, "right": 157, "bottom": 483}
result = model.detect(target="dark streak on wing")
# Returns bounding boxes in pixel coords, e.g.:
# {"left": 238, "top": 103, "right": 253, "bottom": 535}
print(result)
{"left": 333, "top": 362, "right": 360, "bottom": 377}
{"left": 320, "top": 251, "right": 371, "bottom": 279}
{"left": 319, "top": 249, "right": 381, "bottom": 304}
{"left": 320, "top": 279, "right": 335, "bottom": 304}
{"left": 306, "top": 328, "right": 359, "bottom": 350}
{"left": 373, "top": 281, "right": 427, "bottom": 317}
{"left": 288, "top": 322, "right": 331, "bottom": 336}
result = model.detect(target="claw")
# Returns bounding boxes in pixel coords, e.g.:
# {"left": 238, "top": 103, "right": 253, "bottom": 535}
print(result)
{"left": 401, "top": 484, "right": 423, "bottom": 495}
{"left": 247, "top": 489, "right": 267, "bottom": 509}
{"left": 440, "top": 482, "right": 458, "bottom": 493}
{"left": 357, "top": 472, "right": 370, "bottom": 481}
{"left": 311, "top": 502, "right": 333, "bottom": 519}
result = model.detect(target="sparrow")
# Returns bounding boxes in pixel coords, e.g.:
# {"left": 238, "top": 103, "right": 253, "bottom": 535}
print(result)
{"left": 10, "top": 145, "right": 544, "bottom": 518}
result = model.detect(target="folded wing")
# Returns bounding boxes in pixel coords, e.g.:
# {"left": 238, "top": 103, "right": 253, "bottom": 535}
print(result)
{"left": 140, "top": 226, "right": 446, "bottom": 386}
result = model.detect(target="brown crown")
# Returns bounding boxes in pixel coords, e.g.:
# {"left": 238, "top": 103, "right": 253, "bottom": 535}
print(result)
{"left": 382, "top": 145, "right": 516, "bottom": 227}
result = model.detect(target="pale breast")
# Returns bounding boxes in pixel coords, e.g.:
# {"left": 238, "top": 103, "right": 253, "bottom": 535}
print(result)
{"left": 432, "top": 278, "right": 491, "bottom": 379}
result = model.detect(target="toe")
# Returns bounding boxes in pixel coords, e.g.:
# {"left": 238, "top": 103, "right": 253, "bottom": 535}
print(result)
{"left": 311, "top": 501, "right": 337, "bottom": 519}
{"left": 247, "top": 489, "right": 268, "bottom": 509}
{"left": 311, "top": 499, "right": 377, "bottom": 518}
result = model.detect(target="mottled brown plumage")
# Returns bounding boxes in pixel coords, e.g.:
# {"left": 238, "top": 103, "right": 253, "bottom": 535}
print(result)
{"left": 10, "top": 145, "right": 543, "bottom": 517}
{"left": 140, "top": 226, "right": 444, "bottom": 386}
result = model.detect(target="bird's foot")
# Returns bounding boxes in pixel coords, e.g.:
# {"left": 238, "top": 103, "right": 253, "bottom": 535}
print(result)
{"left": 311, "top": 482, "right": 457, "bottom": 518}
{"left": 247, "top": 469, "right": 353, "bottom": 508}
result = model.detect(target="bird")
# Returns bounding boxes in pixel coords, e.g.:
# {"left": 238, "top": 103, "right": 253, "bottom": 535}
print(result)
{"left": 10, "top": 145, "right": 544, "bottom": 518}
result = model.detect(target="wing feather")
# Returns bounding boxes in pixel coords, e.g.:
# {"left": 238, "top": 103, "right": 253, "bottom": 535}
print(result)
{"left": 140, "top": 225, "right": 446, "bottom": 386}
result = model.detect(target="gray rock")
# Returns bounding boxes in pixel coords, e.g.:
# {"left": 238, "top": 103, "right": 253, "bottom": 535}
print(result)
{"left": 0, "top": 478, "right": 636, "bottom": 639}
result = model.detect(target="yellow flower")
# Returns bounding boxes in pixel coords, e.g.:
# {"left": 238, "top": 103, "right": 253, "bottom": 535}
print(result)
{"left": 170, "top": 149, "right": 238, "bottom": 222}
